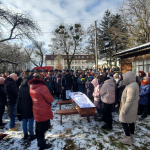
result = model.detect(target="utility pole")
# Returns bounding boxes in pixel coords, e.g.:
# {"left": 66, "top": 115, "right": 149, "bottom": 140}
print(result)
{"left": 95, "top": 21, "right": 98, "bottom": 72}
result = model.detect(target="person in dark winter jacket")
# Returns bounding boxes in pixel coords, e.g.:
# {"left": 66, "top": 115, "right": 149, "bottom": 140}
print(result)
{"left": 5, "top": 73, "right": 18, "bottom": 131}
{"left": 73, "top": 74, "right": 78, "bottom": 92}
{"left": 85, "top": 76, "right": 94, "bottom": 102}
{"left": 103, "top": 72, "right": 110, "bottom": 81}
{"left": 0, "top": 77, "right": 7, "bottom": 128}
{"left": 138, "top": 77, "right": 150, "bottom": 118}
{"left": 77, "top": 74, "right": 86, "bottom": 94}
{"left": 117, "top": 74, "right": 125, "bottom": 108}
{"left": 55, "top": 73, "right": 61, "bottom": 100}
{"left": 138, "top": 71, "right": 146, "bottom": 82}
{"left": 16, "top": 76, "right": 23, "bottom": 89}
{"left": 45, "top": 76, "right": 53, "bottom": 95}
{"left": 61, "top": 70, "right": 73, "bottom": 100}
{"left": 18, "top": 75, "right": 36, "bottom": 141}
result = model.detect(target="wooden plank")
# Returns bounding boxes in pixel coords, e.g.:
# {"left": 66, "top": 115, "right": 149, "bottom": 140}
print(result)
{"left": 56, "top": 100, "right": 71, "bottom": 110}
{"left": 56, "top": 109, "right": 78, "bottom": 115}
{"left": 56, "top": 100, "right": 71, "bottom": 104}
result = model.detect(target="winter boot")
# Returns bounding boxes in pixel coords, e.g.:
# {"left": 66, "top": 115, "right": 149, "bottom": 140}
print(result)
{"left": 29, "top": 135, "right": 36, "bottom": 141}
{"left": 36, "top": 135, "right": 40, "bottom": 147}
{"left": 39, "top": 138, "right": 52, "bottom": 150}
{"left": 119, "top": 136, "right": 132, "bottom": 145}
{"left": 141, "top": 114, "right": 147, "bottom": 118}
{"left": 9, "top": 127, "right": 18, "bottom": 131}
{"left": 23, "top": 134, "right": 28, "bottom": 140}
{"left": 15, "top": 123, "right": 20, "bottom": 127}
{"left": 130, "top": 134, "right": 135, "bottom": 143}
{"left": 101, "top": 124, "right": 112, "bottom": 130}
{"left": 137, "top": 112, "right": 142, "bottom": 115}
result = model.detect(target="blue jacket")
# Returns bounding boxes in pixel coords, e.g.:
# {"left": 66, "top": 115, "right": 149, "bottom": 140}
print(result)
{"left": 139, "top": 84, "right": 150, "bottom": 105}
{"left": 77, "top": 77, "right": 85, "bottom": 94}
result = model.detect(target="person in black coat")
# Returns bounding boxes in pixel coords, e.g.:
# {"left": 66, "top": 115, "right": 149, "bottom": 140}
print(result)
{"left": 5, "top": 73, "right": 18, "bottom": 131}
{"left": 117, "top": 74, "right": 125, "bottom": 108}
{"left": 61, "top": 70, "right": 73, "bottom": 100}
{"left": 16, "top": 76, "right": 23, "bottom": 89}
{"left": 85, "top": 76, "right": 94, "bottom": 102}
{"left": 73, "top": 74, "right": 78, "bottom": 92}
{"left": 0, "top": 77, "right": 7, "bottom": 127}
{"left": 18, "top": 75, "right": 36, "bottom": 140}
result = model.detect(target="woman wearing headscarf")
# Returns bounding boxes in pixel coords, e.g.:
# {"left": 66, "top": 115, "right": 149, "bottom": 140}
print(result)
{"left": 138, "top": 71, "right": 146, "bottom": 82}
{"left": 29, "top": 76, "right": 54, "bottom": 149}
{"left": 138, "top": 77, "right": 150, "bottom": 118}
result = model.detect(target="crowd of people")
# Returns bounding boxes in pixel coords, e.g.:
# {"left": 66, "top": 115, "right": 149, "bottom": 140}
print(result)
{"left": 0, "top": 68, "right": 150, "bottom": 148}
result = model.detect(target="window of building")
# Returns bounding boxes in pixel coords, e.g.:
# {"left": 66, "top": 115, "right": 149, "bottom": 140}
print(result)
{"left": 78, "top": 60, "right": 80, "bottom": 64}
{"left": 51, "top": 60, "right": 54, "bottom": 64}
{"left": 75, "top": 61, "right": 78, "bottom": 64}
{"left": 78, "top": 56, "right": 80, "bottom": 58}
{"left": 92, "top": 56, "right": 94, "bottom": 58}
{"left": 75, "top": 66, "right": 78, "bottom": 69}
{"left": 75, "top": 56, "right": 77, "bottom": 58}
{"left": 65, "top": 61, "right": 67, "bottom": 64}
{"left": 132, "top": 59, "right": 150, "bottom": 75}
{"left": 69, "top": 56, "right": 71, "bottom": 58}
{"left": 72, "top": 61, "right": 74, "bottom": 64}
{"left": 82, "top": 66, "right": 84, "bottom": 69}
{"left": 87, "top": 56, "right": 89, "bottom": 58}
{"left": 51, "top": 56, "right": 53, "bottom": 58}
{"left": 82, "top": 61, "right": 85, "bottom": 64}
{"left": 82, "top": 56, "right": 84, "bottom": 58}
{"left": 65, "top": 66, "right": 67, "bottom": 69}
{"left": 72, "top": 66, "right": 74, "bottom": 69}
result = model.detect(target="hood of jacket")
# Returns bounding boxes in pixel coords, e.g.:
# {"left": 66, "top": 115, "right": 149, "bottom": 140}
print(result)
{"left": 91, "top": 78, "right": 99, "bottom": 87}
{"left": 123, "top": 71, "right": 136, "bottom": 86}
{"left": 4, "top": 77, "right": 14, "bottom": 84}
{"left": 28, "top": 78, "right": 46, "bottom": 89}
{"left": 104, "top": 79, "right": 116, "bottom": 86}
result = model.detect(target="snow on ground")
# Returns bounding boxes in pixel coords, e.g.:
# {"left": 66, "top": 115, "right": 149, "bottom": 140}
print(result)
{"left": 1, "top": 98, "right": 150, "bottom": 150}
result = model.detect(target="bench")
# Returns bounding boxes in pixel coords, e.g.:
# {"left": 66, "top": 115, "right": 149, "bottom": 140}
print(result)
{"left": 56, "top": 100, "right": 71, "bottom": 110}
{"left": 56, "top": 109, "right": 78, "bottom": 125}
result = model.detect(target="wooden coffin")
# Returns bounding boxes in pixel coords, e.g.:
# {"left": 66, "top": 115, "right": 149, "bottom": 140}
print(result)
{"left": 69, "top": 92, "right": 96, "bottom": 117}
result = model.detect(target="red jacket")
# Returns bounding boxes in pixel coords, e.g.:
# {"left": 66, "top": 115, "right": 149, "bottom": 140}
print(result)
{"left": 28, "top": 78, "right": 54, "bottom": 122}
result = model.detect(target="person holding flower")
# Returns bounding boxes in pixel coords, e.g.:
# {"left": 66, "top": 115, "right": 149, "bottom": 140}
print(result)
{"left": 77, "top": 74, "right": 86, "bottom": 94}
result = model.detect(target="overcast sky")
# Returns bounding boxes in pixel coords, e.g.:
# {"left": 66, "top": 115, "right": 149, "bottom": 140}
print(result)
{"left": 2, "top": 0, "right": 123, "bottom": 51}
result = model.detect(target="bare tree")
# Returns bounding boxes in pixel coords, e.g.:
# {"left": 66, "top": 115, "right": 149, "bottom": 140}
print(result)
{"left": 119, "top": 0, "right": 150, "bottom": 45}
{"left": 24, "top": 41, "right": 46, "bottom": 67}
{"left": 50, "top": 23, "right": 85, "bottom": 70}
{"left": 0, "top": 5, "right": 41, "bottom": 43}
{"left": 0, "top": 43, "right": 31, "bottom": 72}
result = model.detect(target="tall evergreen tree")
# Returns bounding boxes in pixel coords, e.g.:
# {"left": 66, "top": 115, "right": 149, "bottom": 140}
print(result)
{"left": 99, "top": 10, "right": 129, "bottom": 67}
